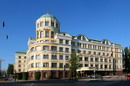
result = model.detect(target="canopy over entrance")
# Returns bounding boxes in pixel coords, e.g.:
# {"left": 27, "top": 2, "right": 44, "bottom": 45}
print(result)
{"left": 77, "top": 67, "right": 97, "bottom": 71}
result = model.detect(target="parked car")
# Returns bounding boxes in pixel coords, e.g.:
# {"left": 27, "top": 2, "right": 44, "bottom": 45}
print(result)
{"left": 127, "top": 74, "right": 130, "bottom": 80}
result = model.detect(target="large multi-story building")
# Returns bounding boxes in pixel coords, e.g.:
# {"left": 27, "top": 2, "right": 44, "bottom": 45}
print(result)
{"left": 15, "top": 13, "right": 123, "bottom": 80}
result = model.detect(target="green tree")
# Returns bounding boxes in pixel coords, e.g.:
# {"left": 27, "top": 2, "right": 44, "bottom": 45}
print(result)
{"left": 123, "top": 47, "right": 130, "bottom": 73}
{"left": 22, "top": 72, "right": 28, "bottom": 80}
{"left": 7, "top": 64, "right": 14, "bottom": 75}
{"left": 69, "top": 53, "right": 80, "bottom": 78}
{"left": 35, "top": 72, "right": 41, "bottom": 80}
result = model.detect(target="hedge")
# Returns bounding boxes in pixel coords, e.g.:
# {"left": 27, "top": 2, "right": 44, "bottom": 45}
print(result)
{"left": 35, "top": 72, "right": 41, "bottom": 80}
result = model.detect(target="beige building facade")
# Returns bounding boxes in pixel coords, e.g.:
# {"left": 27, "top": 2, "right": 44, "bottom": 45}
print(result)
{"left": 15, "top": 13, "right": 123, "bottom": 79}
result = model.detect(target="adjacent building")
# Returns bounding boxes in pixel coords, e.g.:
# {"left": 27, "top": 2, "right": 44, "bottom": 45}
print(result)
{"left": 15, "top": 13, "right": 123, "bottom": 80}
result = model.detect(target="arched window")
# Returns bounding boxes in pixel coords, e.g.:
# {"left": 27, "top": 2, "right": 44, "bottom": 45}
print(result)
{"left": 77, "top": 36, "right": 81, "bottom": 40}
{"left": 30, "top": 47, "right": 34, "bottom": 52}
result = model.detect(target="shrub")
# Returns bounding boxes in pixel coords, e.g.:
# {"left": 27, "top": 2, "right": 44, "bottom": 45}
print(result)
{"left": 35, "top": 72, "right": 41, "bottom": 80}
{"left": 16, "top": 73, "right": 22, "bottom": 80}
{"left": 22, "top": 72, "right": 28, "bottom": 80}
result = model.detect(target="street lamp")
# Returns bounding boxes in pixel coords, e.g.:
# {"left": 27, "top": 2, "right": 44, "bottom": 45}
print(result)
{"left": 64, "top": 64, "right": 66, "bottom": 78}
{"left": 93, "top": 67, "right": 97, "bottom": 79}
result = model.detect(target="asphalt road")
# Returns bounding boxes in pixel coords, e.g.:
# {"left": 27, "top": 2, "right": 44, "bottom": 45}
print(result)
{"left": 0, "top": 80, "right": 130, "bottom": 86}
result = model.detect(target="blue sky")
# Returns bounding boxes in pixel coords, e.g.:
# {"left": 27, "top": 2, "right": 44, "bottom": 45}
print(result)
{"left": 0, "top": 0, "right": 130, "bottom": 70}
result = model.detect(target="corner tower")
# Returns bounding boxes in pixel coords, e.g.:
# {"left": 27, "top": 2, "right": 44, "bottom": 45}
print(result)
{"left": 36, "top": 13, "right": 60, "bottom": 42}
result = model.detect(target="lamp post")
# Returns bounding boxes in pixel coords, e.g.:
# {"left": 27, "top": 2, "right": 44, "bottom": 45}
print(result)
{"left": 93, "top": 67, "right": 97, "bottom": 79}
{"left": 63, "top": 65, "right": 66, "bottom": 78}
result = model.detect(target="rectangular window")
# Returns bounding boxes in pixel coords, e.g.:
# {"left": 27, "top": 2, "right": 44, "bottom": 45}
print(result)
{"left": 91, "top": 64, "right": 93, "bottom": 67}
{"left": 79, "top": 64, "right": 83, "bottom": 67}
{"left": 51, "top": 21, "right": 54, "bottom": 27}
{"left": 105, "top": 65, "right": 107, "bottom": 69}
{"left": 59, "top": 39, "right": 63, "bottom": 44}
{"left": 52, "top": 63, "right": 57, "bottom": 68}
{"left": 52, "top": 55, "right": 57, "bottom": 59}
{"left": 56, "top": 23, "right": 58, "bottom": 28}
{"left": 43, "top": 55, "right": 48, "bottom": 59}
{"left": 19, "top": 56, "right": 21, "bottom": 59}
{"left": 105, "top": 59, "right": 107, "bottom": 62}
{"left": 19, "top": 60, "right": 21, "bottom": 63}
{"left": 51, "top": 31, "right": 54, "bottom": 38}
{"left": 59, "top": 55, "right": 63, "bottom": 60}
{"left": 59, "top": 63, "right": 63, "bottom": 68}
{"left": 65, "top": 40, "right": 69, "bottom": 45}
{"left": 72, "top": 42, "right": 75, "bottom": 47}
{"left": 45, "top": 30, "right": 49, "bottom": 37}
{"left": 65, "top": 48, "right": 69, "bottom": 52}
{"left": 65, "top": 63, "right": 69, "bottom": 68}
{"left": 95, "top": 65, "right": 98, "bottom": 69}
{"left": 51, "top": 46, "right": 57, "bottom": 51}
{"left": 72, "top": 49, "right": 75, "bottom": 53}
{"left": 100, "top": 59, "right": 103, "bottom": 62}
{"left": 31, "top": 63, "right": 34, "bottom": 68}
{"left": 65, "top": 56, "right": 69, "bottom": 60}
{"left": 95, "top": 58, "right": 98, "bottom": 62}
{"left": 43, "top": 63, "right": 49, "bottom": 67}
{"left": 59, "top": 47, "right": 63, "bottom": 52}
{"left": 36, "top": 46, "right": 41, "bottom": 51}
{"left": 37, "top": 23, "right": 39, "bottom": 28}
{"left": 36, "top": 55, "right": 40, "bottom": 59}
{"left": 31, "top": 56, "right": 34, "bottom": 60}
{"left": 88, "top": 51, "right": 91, "bottom": 54}
{"left": 100, "top": 65, "right": 103, "bottom": 69}
{"left": 85, "top": 57, "right": 88, "bottom": 61}
{"left": 36, "top": 63, "right": 40, "bottom": 68}
{"left": 43, "top": 46, "right": 49, "bottom": 50}
{"left": 78, "top": 50, "right": 81, "bottom": 53}
{"left": 45, "top": 21, "right": 49, "bottom": 26}
{"left": 85, "top": 64, "right": 88, "bottom": 67}
{"left": 94, "top": 52, "right": 96, "bottom": 55}
{"left": 79, "top": 57, "right": 82, "bottom": 61}
{"left": 90, "top": 58, "right": 93, "bottom": 62}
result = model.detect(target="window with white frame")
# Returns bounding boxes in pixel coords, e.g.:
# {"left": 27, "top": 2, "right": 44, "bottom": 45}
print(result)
{"left": 36, "top": 63, "right": 40, "bottom": 68}
{"left": 43, "top": 63, "right": 49, "bottom": 67}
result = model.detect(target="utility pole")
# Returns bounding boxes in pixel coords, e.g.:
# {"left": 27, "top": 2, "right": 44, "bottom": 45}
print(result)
{"left": 0, "top": 58, "right": 5, "bottom": 77}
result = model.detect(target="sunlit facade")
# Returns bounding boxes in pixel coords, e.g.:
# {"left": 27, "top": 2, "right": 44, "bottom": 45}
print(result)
{"left": 15, "top": 13, "right": 123, "bottom": 80}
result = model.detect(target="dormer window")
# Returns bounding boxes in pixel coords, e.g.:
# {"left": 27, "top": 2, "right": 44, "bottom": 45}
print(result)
{"left": 77, "top": 36, "right": 81, "bottom": 40}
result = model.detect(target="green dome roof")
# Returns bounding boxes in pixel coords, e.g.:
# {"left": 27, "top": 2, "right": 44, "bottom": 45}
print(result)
{"left": 40, "top": 13, "right": 57, "bottom": 19}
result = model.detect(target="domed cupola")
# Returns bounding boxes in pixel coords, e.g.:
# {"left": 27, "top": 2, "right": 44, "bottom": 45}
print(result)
{"left": 36, "top": 13, "right": 60, "bottom": 42}
{"left": 40, "top": 13, "right": 57, "bottom": 20}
